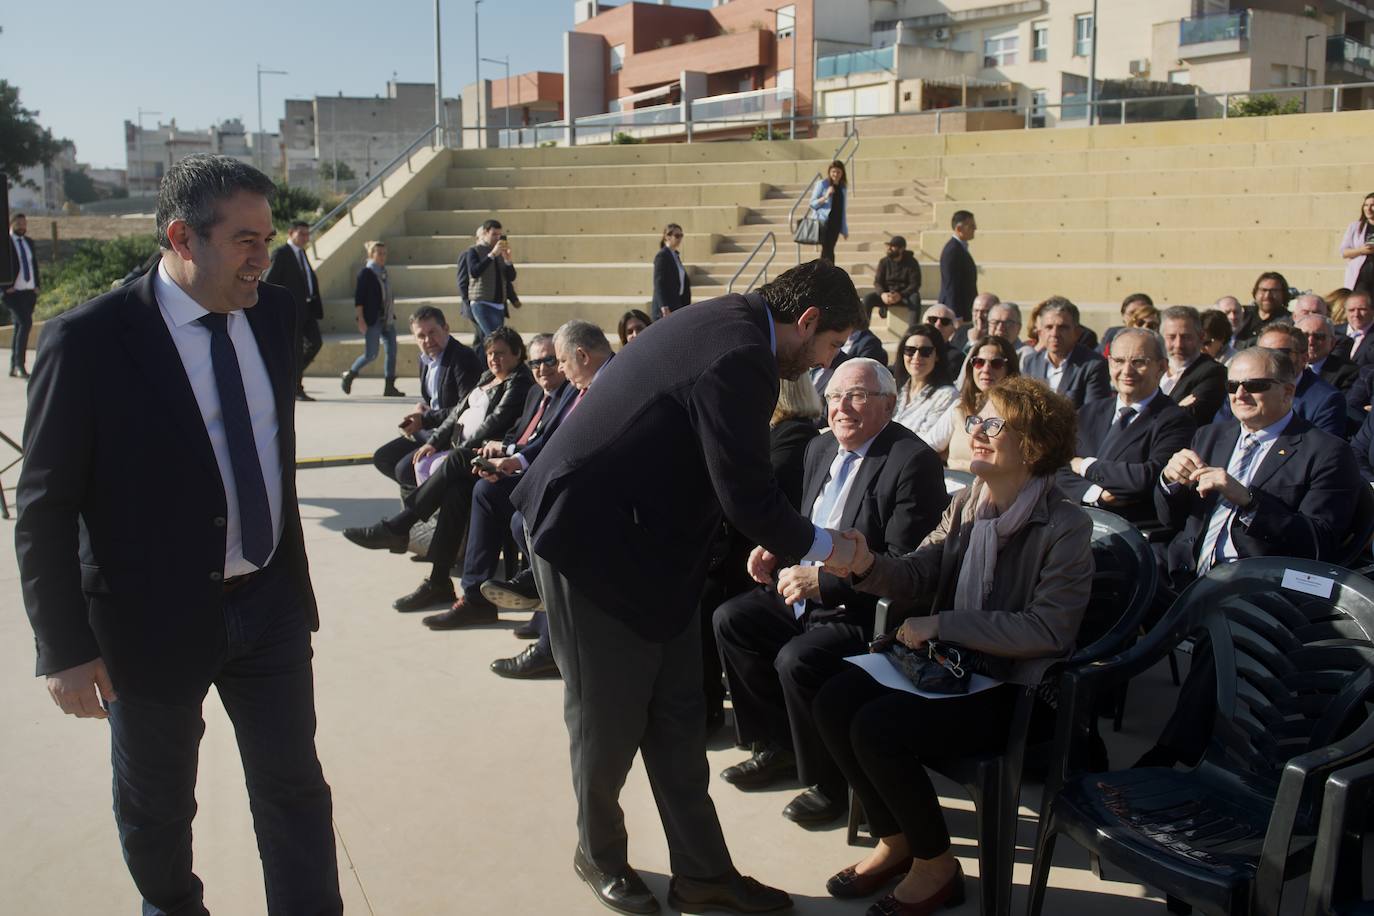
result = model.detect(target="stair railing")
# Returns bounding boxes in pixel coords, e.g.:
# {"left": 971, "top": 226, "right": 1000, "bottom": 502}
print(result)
{"left": 728, "top": 231, "right": 777, "bottom": 295}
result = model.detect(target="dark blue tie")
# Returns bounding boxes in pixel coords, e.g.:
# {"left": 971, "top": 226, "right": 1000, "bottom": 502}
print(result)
{"left": 16, "top": 237, "right": 31, "bottom": 283}
{"left": 198, "top": 312, "right": 273, "bottom": 567}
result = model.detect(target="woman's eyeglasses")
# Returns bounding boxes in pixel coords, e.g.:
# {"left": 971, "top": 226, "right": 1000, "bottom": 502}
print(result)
{"left": 527, "top": 356, "right": 558, "bottom": 369}
{"left": 902, "top": 345, "right": 936, "bottom": 359}
{"left": 964, "top": 415, "right": 1007, "bottom": 438}
{"left": 969, "top": 356, "right": 1008, "bottom": 371}
{"left": 1225, "top": 378, "right": 1280, "bottom": 394}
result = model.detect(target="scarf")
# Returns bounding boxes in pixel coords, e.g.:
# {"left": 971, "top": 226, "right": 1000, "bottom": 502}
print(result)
{"left": 951, "top": 475, "right": 1048, "bottom": 611}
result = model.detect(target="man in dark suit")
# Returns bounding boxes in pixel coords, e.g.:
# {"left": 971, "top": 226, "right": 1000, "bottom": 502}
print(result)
{"left": 263, "top": 220, "right": 323, "bottom": 400}
{"left": 1334, "top": 291, "right": 1374, "bottom": 368}
{"left": 950, "top": 291, "right": 997, "bottom": 353}
{"left": 1022, "top": 297, "right": 1111, "bottom": 408}
{"left": 1058, "top": 328, "right": 1196, "bottom": 525}
{"left": 4, "top": 212, "right": 39, "bottom": 378}
{"left": 1299, "top": 315, "right": 1360, "bottom": 391}
{"left": 1160, "top": 305, "right": 1228, "bottom": 427}
{"left": 369, "top": 306, "right": 483, "bottom": 494}
{"left": 15, "top": 156, "right": 340, "bottom": 913}
{"left": 1214, "top": 325, "right": 1347, "bottom": 438}
{"left": 937, "top": 210, "right": 977, "bottom": 322}
{"left": 509, "top": 261, "right": 864, "bottom": 915}
{"left": 714, "top": 357, "right": 947, "bottom": 826}
{"left": 1216, "top": 295, "right": 1256, "bottom": 353}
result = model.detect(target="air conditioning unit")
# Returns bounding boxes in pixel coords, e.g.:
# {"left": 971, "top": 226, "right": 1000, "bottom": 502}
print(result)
{"left": 1129, "top": 58, "right": 1151, "bottom": 77}
{"left": 932, "top": 26, "right": 952, "bottom": 42}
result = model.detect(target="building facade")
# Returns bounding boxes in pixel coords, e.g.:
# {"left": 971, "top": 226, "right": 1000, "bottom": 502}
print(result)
{"left": 124, "top": 118, "right": 277, "bottom": 196}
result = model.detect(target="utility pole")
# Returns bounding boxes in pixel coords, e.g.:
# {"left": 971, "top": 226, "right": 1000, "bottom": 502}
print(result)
{"left": 256, "top": 64, "right": 288, "bottom": 172}
{"left": 1086, "top": 0, "right": 1099, "bottom": 126}
{"left": 435, "top": 0, "right": 445, "bottom": 144}
{"left": 481, "top": 55, "right": 511, "bottom": 141}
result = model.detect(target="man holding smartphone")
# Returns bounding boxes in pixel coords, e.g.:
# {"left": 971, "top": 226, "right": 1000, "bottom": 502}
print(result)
{"left": 461, "top": 219, "right": 516, "bottom": 340}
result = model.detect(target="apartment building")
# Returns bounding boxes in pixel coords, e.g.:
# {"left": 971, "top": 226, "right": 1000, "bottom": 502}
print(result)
{"left": 125, "top": 118, "right": 273, "bottom": 196}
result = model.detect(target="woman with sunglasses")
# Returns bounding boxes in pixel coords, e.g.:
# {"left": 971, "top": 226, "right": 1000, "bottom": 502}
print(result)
{"left": 920, "top": 335, "right": 1020, "bottom": 470}
{"left": 651, "top": 223, "right": 691, "bottom": 319}
{"left": 802, "top": 376, "right": 1091, "bottom": 916}
{"left": 893, "top": 325, "right": 958, "bottom": 439}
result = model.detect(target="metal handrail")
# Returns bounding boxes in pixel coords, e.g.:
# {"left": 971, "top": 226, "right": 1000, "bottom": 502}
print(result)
{"left": 790, "top": 127, "right": 860, "bottom": 264}
{"left": 309, "top": 123, "right": 441, "bottom": 252}
{"left": 728, "top": 231, "right": 777, "bottom": 294}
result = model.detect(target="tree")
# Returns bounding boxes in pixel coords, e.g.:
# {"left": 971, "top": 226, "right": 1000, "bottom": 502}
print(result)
{"left": 63, "top": 168, "right": 101, "bottom": 204}
{"left": 0, "top": 81, "right": 64, "bottom": 189}
{"left": 318, "top": 160, "right": 355, "bottom": 181}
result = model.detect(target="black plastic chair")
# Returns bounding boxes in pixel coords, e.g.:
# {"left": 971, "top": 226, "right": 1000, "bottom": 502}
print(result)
{"left": 1303, "top": 757, "right": 1374, "bottom": 916}
{"left": 1331, "top": 482, "right": 1374, "bottom": 570}
{"left": 1025, "top": 557, "right": 1374, "bottom": 916}
{"left": 845, "top": 506, "right": 1157, "bottom": 916}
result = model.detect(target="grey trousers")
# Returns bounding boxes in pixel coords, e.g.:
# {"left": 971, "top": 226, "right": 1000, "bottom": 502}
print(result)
{"left": 530, "top": 551, "right": 733, "bottom": 880}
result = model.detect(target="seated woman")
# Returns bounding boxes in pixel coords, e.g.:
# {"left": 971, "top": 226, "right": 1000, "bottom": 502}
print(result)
{"left": 806, "top": 376, "right": 1092, "bottom": 915}
{"left": 892, "top": 324, "right": 958, "bottom": 441}
{"left": 920, "top": 335, "right": 1019, "bottom": 470}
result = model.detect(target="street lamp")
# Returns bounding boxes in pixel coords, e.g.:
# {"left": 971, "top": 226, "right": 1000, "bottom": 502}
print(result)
{"left": 481, "top": 55, "right": 511, "bottom": 141}
{"left": 135, "top": 107, "right": 162, "bottom": 196}
{"left": 1303, "top": 33, "right": 1321, "bottom": 113}
{"left": 434, "top": 0, "right": 445, "bottom": 145}
{"left": 765, "top": 6, "right": 799, "bottom": 139}
{"left": 256, "top": 64, "right": 288, "bottom": 172}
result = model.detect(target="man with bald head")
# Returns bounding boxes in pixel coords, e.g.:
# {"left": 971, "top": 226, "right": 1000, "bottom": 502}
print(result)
{"left": 1216, "top": 295, "right": 1254, "bottom": 351}
{"left": 714, "top": 357, "right": 947, "bottom": 828}
{"left": 1291, "top": 293, "right": 1328, "bottom": 322}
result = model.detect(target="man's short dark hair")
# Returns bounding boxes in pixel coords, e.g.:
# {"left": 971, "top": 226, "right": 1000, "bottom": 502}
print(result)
{"left": 155, "top": 154, "right": 275, "bottom": 249}
{"left": 10, "top": 212, "right": 26, "bottom": 225}
{"left": 1037, "top": 295, "right": 1080, "bottom": 328}
{"left": 290, "top": 220, "right": 310, "bottom": 231}
{"left": 480, "top": 218, "right": 503, "bottom": 233}
{"left": 1160, "top": 305, "right": 1201, "bottom": 332}
{"left": 409, "top": 305, "right": 448, "bottom": 327}
{"left": 1253, "top": 270, "right": 1292, "bottom": 304}
{"left": 950, "top": 210, "right": 974, "bottom": 230}
{"left": 756, "top": 259, "right": 863, "bottom": 335}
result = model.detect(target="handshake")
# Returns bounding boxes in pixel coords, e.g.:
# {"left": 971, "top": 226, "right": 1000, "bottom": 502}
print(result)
{"left": 747, "top": 529, "right": 874, "bottom": 605}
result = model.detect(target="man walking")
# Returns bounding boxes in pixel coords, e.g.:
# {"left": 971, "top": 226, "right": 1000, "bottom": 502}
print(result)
{"left": 264, "top": 219, "right": 323, "bottom": 400}
{"left": 5, "top": 212, "right": 39, "bottom": 378}
{"left": 511, "top": 260, "right": 863, "bottom": 915}
{"left": 15, "top": 155, "right": 341, "bottom": 915}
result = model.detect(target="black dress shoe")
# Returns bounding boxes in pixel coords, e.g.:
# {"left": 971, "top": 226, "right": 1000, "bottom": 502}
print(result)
{"left": 423, "top": 595, "right": 499, "bottom": 629}
{"left": 480, "top": 568, "right": 543, "bottom": 610}
{"left": 512, "top": 613, "right": 542, "bottom": 639}
{"left": 782, "top": 786, "right": 847, "bottom": 827}
{"left": 573, "top": 846, "right": 660, "bottom": 915}
{"left": 719, "top": 746, "right": 796, "bottom": 790}
{"left": 393, "top": 579, "right": 456, "bottom": 612}
{"left": 668, "top": 871, "right": 792, "bottom": 914}
{"left": 343, "top": 522, "right": 408, "bottom": 553}
{"left": 296, "top": 387, "right": 315, "bottom": 402}
{"left": 490, "top": 644, "right": 560, "bottom": 679}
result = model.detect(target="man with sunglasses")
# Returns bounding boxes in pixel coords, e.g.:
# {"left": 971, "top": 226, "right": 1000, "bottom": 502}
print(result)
{"left": 1297, "top": 314, "right": 1359, "bottom": 392}
{"left": 1212, "top": 325, "right": 1346, "bottom": 437}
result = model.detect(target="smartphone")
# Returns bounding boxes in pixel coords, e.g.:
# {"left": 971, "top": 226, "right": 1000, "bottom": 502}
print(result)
{"left": 470, "top": 455, "right": 501, "bottom": 475}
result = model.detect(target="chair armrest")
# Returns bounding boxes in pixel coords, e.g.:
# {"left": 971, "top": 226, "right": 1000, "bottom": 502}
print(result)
{"left": 874, "top": 597, "right": 892, "bottom": 636}
{"left": 1302, "top": 756, "right": 1374, "bottom": 916}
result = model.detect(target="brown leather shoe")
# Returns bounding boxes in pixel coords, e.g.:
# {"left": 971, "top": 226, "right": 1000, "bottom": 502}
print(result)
{"left": 865, "top": 863, "right": 964, "bottom": 916}
{"left": 423, "top": 595, "right": 498, "bottom": 629}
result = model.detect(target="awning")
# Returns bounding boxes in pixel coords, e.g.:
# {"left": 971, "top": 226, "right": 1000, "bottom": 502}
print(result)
{"left": 616, "top": 82, "right": 677, "bottom": 106}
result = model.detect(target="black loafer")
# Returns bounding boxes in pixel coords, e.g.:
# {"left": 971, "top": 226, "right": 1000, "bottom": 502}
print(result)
{"left": 512, "top": 613, "right": 542, "bottom": 639}
{"left": 719, "top": 746, "right": 796, "bottom": 790}
{"left": 782, "top": 786, "right": 847, "bottom": 827}
{"left": 573, "top": 846, "right": 660, "bottom": 915}
{"left": 423, "top": 596, "right": 499, "bottom": 629}
{"left": 343, "top": 522, "right": 407, "bottom": 553}
{"left": 668, "top": 871, "right": 791, "bottom": 914}
{"left": 393, "top": 579, "right": 456, "bottom": 612}
{"left": 480, "top": 568, "right": 543, "bottom": 610}
{"left": 490, "top": 645, "right": 560, "bottom": 679}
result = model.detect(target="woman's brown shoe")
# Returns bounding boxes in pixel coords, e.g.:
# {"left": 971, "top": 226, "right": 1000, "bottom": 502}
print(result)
{"left": 865, "top": 863, "right": 964, "bottom": 916}
{"left": 825, "top": 856, "right": 914, "bottom": 899}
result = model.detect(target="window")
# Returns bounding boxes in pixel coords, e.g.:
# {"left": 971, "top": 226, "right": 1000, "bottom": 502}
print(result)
{"left": 1168, "top": 69, "right": 1191, "bottom": 85}
{"left": 983, "top": 29, "right": 1018, "bottom": 67}
{"left": 1062, "top": 72, "right": 1089, "bottom": 119}
{"left": 1031, "top": 89, "right": 1048, "bottom": 126}
{"left": 777, "top": 68, "right": 794, "bottom": 92}
{"left": 775, "top": 4, "right": 796, "bottom": 40}
{"left": 1074, "top": 14, "right": 1093, "bottom": 57}
{"left": 610, "top": 43, "right": 626, "bottom": 73}
{"left": 1270, "top": 63, "right": 1287, "bottom": 87}
{"left": 1032, "top": 22, "right": 1049, "bottom": 61}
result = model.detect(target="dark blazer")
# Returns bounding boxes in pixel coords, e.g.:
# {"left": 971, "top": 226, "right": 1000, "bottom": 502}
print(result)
{"left": 937, "top": 237, "right": 977, "bottom": 321}
{"left": 502, "top": 380, "right": 572, "bottom": 449}
{"left": 1214, "top": 369, "right": 1347, "bottom": 438}
{"left": 770, "top": 417, "right": 818, "bottom": 510}
{"left": 430, "top": 362, "right": 534, "bottom": 451}
{"left": 420, "top": 337, "right": 484, "bottom": 428}
{"left": 1154, "top": 414, "right": 1360, "bottom": 591}
{"left": 651, "top": 247, "right": 691, "bottom": 320}
{"left": 1351, "top": 409, "right": 1374, "bottom": 483}
{"left": 354, "top": 265, "right": 386, "bottom": 326}
{"left": 847, "top": 329, "right": 889, "bottom": 366}
{"left": 1333, "top": 324, "right": 1374, "bottom": 369}
{"left": 1022, "top": 344, "right": 1112, "bottom": 408}
{"left": 15, "top": 272, "right": 316, "bottom": 702}
{"left": 1166, "top": 354, "right": 1229, "bottom": 427}
{"left": 264, "top": 243, "right": 323, "bottom": 321}
{"left": 1317, "top": 351, "right": 1361, "bottom": 391}
{"left": 799, "top": 422, "right": 948, "bottom": 633}
{"left": 7, "top": 233, "right": 39, "bottom": 288}
{"left": 1236, "top": 305, "right": 1290, "bottom": 349}
{"left": 506, "top": 378, "right": 581, "bottom": 462}
{"left": 1056, "top": 393, "right": 1196, "bottom": 524}
{"left": 511, "top": 293, "right": 819, "bottom": 642}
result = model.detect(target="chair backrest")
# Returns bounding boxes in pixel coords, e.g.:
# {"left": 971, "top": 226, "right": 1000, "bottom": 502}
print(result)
{"left": 1077, "top": 507, "right": 1158, "bottom": 662}
{"left": 1329, "top": 480, "right": 1374, "bottom": 569}
{"left": 1170, "top": 559, "right": 1374, "bottom": 794}
{"left": 944, "top": 468, "right": 974, "bottom": 495}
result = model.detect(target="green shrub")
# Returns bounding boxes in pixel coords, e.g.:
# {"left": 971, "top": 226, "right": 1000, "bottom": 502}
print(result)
{"left": 611, "top": 132, "right": 643, "bottom": 145}
{"left": 271, "top": 183, "right": 322, "bottom": 228}
{"left": 1227, "top": 94, "right": 1302, "bottom": 118}
{"left": 35, "top": 234, "right": 159, "bottom": 319}
{"left": 750, "top": 124, "right": 788, "bottom": 141}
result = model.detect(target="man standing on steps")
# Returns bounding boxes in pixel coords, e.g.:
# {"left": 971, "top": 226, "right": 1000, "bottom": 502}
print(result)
{"left": 341, "top": 240, "right": 405, "bottom": 397}
{"left": 511, "top": 260, "right": 864, "bottom": 915}
{"left": 264, "top": 220, "right": 323, "bottom": 401}
{"left": 937, "top": 210, "right": 978, "bottom": 323}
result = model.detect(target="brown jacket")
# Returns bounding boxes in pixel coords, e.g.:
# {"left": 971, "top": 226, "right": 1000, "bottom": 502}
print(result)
{"left": 856, "top": 481, "right": 1093, "bottom": 686}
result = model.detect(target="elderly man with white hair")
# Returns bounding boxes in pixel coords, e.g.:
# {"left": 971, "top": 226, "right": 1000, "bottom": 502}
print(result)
{"left": 1291, "top": 293, "right": 1329, "bottom": 322}
{"left": 713, "top": 356, "right": 948, "bottom": 828}
{"left": 1296, "top": 313, "right": 1359, "bottom": 391}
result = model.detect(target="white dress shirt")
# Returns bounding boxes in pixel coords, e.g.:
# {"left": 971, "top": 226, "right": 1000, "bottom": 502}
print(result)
{"left": 1161, "top": 354, "right": 1201, "bottom": 396}
{"left": 1045, "top": 357, "right": 1067, "bottom": 393}
{"left": 9, "top": 232, "right": 36, "bottom": 292}
{"left": 794, "top": 430, "right": 881, "bottom": 617}
{"left": 154, "top": 263, "right": 284, "bottom": 576}
{"left": 1078, "top": 390, "right": 1158, "bottom": 505}
{"left": 1196, "top": 412, "right": 1291, "bottom": 569}
{"left": 420, "top": 351, "right": 443, "bottom": 409}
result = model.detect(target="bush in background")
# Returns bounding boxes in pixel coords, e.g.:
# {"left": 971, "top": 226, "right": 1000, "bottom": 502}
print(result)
{"left": 33, "top": 234, "right": 158, "bottom": 320}
{"left": 1228, "top": 94, "right": 1302, "bottom": 118}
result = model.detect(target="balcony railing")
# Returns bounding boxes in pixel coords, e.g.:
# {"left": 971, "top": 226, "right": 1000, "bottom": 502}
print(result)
{"left": 816, "top": 45, "right": 896, "bottom": 80}
{"left": 1329, "top": 35, "right": 1374, "bottom": 71}
{"left": 1179, "top": 11, "right": 1248, "bottom": 46}
{"left": 691, "top": 87, "right": 792, "bottom": 123}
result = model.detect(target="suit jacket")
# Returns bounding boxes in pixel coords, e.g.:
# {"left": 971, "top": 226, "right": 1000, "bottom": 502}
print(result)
{"left": 263, "top": 243, "right": 323, "bottom": 321}
{"left": 1351, "top": 409, "right": 1374, "bottom": 483}
{"left": 651, "top": 247, "right": 691, "bottom": 319}
{"left": 511, "top": 293, "right": 819, "bottom": 642}
{"left": 1236, "top": 305, "right": 1290, "bottom": 349}
{"left": 1056, "top": 392, "right": 1197, "bottom": 524}
{"left": 1333, "top": 324, "right": 1374, "bottom": 369}
{"left": 505, "top": 378, "right": 579, "bottom": 460}
{"left": 847, "top": 329, "right": 889, "bottom": 366}
{"left": 1154, "top": 414, "right": 1360, "bottom": 591}
{"left": 798, "top": 422, "right": 947, "bottom": 633}
{"left": 1316, "top": 351, "right": 1360, "bottom": 391}
{"left": 1022, "top": 344, "right": 1112, "bottom": 408}
{"left": 937, "top": 237, "right": 977, "bottom": 321}
{"left": 420, "top": 337, "right": 484, "bottom": 428}
{"left": 15, "top": 272, "right": 316, "bottom": 702}
{"left": 1214, "top": 369, "right": 1347, "bottom": 438}
{"left": 430, "top": 363, "right": 534, "bottom": 451}
{"left": 1166, "top": 354, "right": 1228, "bottom": 427}
{"left": 855, "top": 482, "right": 1093, "bottom": 687}
{"left": 770, "top": 417, "right": 817, "bottom": 511}
{"left": 6, "top": 234, "right": 39, "bottom": 289}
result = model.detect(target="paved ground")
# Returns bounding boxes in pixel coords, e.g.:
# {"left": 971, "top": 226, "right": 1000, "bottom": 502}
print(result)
{"left": 0, "top": 374, "right": 1269, "bottom": 915}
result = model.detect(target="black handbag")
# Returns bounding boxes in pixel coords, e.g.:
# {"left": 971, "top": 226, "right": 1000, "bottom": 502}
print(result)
{"left": 793, "top": 214, "right": 822, "bottom": 246}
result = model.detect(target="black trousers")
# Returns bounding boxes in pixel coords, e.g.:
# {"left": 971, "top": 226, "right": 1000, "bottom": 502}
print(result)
{"left": 298, "top": 317, "right": 322, "bottom": 385}
{"left": 820, "top": 222, "right": 841, "bottom": 265}
{"left": 713, "top": 587, "right": 865, "bottom": 794}
{"left": 106, "top": 559, "right": 340, "bottom": 915}
{"left": 532, "top": 551, "right": 733, "bottom": 880}
{"left": 372, "top": 434, "right": 425, "bottom": 492}
{"left": 4, "top": 288, "right": 36, "bottom": 370}
{"left": 813, "top": 666, "right": 1017, "bottom": 859}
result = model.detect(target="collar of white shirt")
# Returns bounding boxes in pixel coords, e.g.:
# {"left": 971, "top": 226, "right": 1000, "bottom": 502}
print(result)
{"left": 1118, "top": 389, "right": 1158, "bottom": 417}
{"left": 836, "top": 424, "right": 885, "bottom": 461}
{"left": 155, "top": 261, "right": 215, "bottom": 327}
{"left": 1238, "top": 410, "right": 1295, "bottom": 449}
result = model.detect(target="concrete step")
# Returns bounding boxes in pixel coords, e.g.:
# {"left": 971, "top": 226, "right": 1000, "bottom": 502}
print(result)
{"left": 318, "top": 296, "right": 656, "bottom": 340}
{"left": 932, "top": 193, "right": 1358, "bottom": 231}
{"left": 430, "top": 182, "right": 770, "bottom": 211}
{"left": 406, "top": 205, "right": 746, "bottom": 236}
{"left": 945, "top": 164, "right": 1372, "bottom": 201}
{"left": 385, "top": 233, "right": 723, "bottom": 265}
{"left": 385, "top": 262, "right": 686, "bottom": 298}
{"left": 444, "top": 159, "right": 923, "bottom": 188}
{"left": 915, "top": 227, "right": 1345, "bottom": 267}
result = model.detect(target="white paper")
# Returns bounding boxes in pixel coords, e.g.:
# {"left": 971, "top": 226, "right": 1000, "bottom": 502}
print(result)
{"left": 1281, "top": 568, "right": 1335, "bottom": 599}
{"left": 843, "top": 652, "right": 1002, "bottom": 699}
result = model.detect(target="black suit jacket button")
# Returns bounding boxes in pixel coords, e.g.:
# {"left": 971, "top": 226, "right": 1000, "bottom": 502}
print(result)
{"left": 209, "top": 571, "right": 223, "bottom": 582}
{"left": 213, "top": 517, "right": 227, "bottom": 528}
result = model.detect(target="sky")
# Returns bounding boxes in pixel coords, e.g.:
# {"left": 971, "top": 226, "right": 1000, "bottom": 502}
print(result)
{"left": 3, "top": 0, "right": 712, "bottom": 170}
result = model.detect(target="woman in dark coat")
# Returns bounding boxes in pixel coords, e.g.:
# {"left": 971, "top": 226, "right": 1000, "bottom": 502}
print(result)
{"left": 651, "top": 223, "right": 691, "bottom": 319}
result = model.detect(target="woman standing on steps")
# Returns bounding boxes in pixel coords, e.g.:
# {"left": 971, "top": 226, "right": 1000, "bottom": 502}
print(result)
{"left": 651, "top": 223, "right": 691, "bottom": 319}
{"left": 343, "top": 240, "right": 405, "bottom": 397}
{"left": 810, "top": 160, "right": 850, "bottom": 265}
